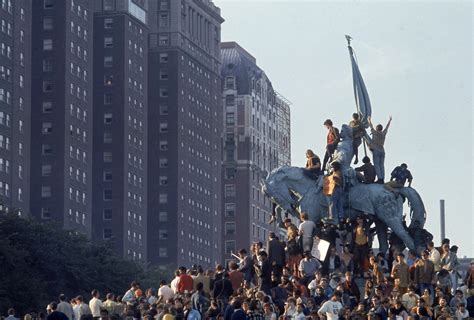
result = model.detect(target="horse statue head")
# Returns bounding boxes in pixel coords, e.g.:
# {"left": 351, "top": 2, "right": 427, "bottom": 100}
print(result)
{"left": 261, "top": 166, "right": 306, "bottom": 214}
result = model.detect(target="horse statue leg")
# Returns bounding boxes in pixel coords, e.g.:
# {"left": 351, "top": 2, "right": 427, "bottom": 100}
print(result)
{"left": 374, "top": 219, "right": 389, "bottom": 255}
{"left": 382, "top": 214, "right": 416, "bottom": 252}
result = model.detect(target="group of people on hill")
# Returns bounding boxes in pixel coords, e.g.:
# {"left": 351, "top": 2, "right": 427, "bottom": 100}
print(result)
{"left": 5, "top": 231, "right": 473, "bottom": 320}
{"left": 303, "top": 114, "right": 414, "bottom": 224}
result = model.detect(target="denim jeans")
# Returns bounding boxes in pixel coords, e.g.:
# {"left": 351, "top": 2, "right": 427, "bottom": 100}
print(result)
{"left": 329, "top": 187, "right": 344, "bottom": 221}
{"left": 372, "top": 149, "right": 385, "bottom": 180}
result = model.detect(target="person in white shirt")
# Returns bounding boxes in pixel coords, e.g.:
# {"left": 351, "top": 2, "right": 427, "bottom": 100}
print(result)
{"left": 73, "top": 296, "right": 91, "bottom": 320}
{"left": 318, "top": 292, "right": 343, "bottom": 320}
{"left": 158, "top": 280, "right": 174, "bottom": 303}
{"left": 170, "top": 270, "right": 180, "bottom": 294}
{"left": 146, "top": 288, "right": 158, "bottom": 305}
{"left": 428, "top": 241, "right": 441, "bottom": 271}
{"left": 89, "top": 289, "right": 103, "bottom": 319}
{"left": 57, "top": 294, "right": 74, "bottom": 320}
{"left": 298, "top": 212, "right": 316, "bottom": 252}
{"left": 294, "top": 304, "right": 306, "bottom": 320}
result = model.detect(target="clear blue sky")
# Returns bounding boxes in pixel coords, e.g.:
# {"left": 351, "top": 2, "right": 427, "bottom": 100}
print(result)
{"left": 215, "top": 0, "right": 473, "bottom": 257}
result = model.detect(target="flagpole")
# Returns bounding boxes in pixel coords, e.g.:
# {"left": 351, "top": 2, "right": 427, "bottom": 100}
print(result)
{"left": 346, "top": 35, "right": 368, "bottom": 158}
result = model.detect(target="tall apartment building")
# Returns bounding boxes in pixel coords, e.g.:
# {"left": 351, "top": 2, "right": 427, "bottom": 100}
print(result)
{"left": 29, "top": 0, "right": 94, "bottom": 234}
{"left": 91, "top": 0, "right": 148, "bottom": 261}
{"left": 0, "top": 0, "right": 31, "bottom": 214}
{"left": 220, "top": 42, "right": 291, "bottom": 264}
{"left": 147, "top": 0, "right": 224, "bottom": 267}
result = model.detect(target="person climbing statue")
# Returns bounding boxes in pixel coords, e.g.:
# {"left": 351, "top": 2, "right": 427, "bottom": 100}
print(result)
{"left": 322, "top": 119, "right": 340, "bottom": 172}
{"left": 384, "top": 163, "right": 413, "bottom": 194}
{"left": 304, "top": 149, "right": 322, "bottom": 180}
{"left": 367, "top": 115, "right": 392, "bottom": 183}
{"left": 355, "top": 156, "right": 376, "bottom": 184}
{"left": 349, "top": 113, "right": 366, "bottom": 165}
{"left": 323, "top": 161, "right": 344, "bottom": 225}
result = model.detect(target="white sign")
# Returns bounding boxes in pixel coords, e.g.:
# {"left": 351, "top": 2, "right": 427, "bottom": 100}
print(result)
{"left": 311, "top": 238, "right": 330, "bottom": 261}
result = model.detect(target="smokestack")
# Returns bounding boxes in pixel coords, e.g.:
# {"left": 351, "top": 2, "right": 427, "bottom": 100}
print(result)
{"left": 440, "top": 199, "right": 445, "bottom": 241}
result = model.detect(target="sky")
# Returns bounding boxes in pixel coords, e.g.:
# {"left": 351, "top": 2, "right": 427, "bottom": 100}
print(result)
{"left": 214, "top": 0, "right": 473, "bottom": 257}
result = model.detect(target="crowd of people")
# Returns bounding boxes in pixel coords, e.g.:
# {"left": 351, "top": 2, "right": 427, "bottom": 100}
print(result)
{"left": 4, "top": 228, "right": 473, "bottom": 320}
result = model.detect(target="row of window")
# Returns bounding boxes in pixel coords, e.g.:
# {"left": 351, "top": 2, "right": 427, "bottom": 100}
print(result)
{"left": 1, "top": 0, "right": 12, "bottom": 14}
{"left": 71, "top": 0, "right": 88, "bottom": 21}
{"left": 68, "top": 166, "right": 87, "bottom": 184}
{"left": 70, "top": 21, "right": 88, "bottom": 41}
{"left": 69, "top": 41, "right": 88, "bottom": 61}
{"left": 0, "top": 182, "right": 22, "bottom": 201}
{"left": 69, "top": 62, "right": 88, "bottom": 82}
{"left": 68, "top": 187, "right": 87, "bottom": 205}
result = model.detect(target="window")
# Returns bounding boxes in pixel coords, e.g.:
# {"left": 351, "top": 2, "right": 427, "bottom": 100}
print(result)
{"left": 159, "top": 12, "right": 169, "bottom": 27}
{"left": 158, "top": 229, "right": 168, "bottom": 240}
{"left": 104, "top": 18, "right": 113, "bottom": 29}
{"left": 104, "top": 93, "right": 112, "bottom": 104}
{"left": 43, "top": 39, "right": 53, "bottom": 50}
{"left": 225, "top": 203, "right": 236, "bottom": 217}
{"left": 43, "top": 59, "right": 52, "bottom": 72}
{"left": 103, "top": 151, "right": 112, "bottom": 162}
{"left": 159, "top": 140, "right": 168, "bottom": 150}
{"left": 40, "top": 165, "right": 51, "bottom": 177}
{"left": 159, "top": 34, "right": 169, "bottom": 46}
{"left": 103, "top": 0, "right": 115, "bottom": 11}
{"left": 103, "top": 228, "right": 112, "bottom": 240}
{"left": 103, "top": 171, "right": 112, "bottom": 181}
{"left": 42, "top": 101, "right": 52, "bottom": 113}
{"left": 225, "top": 167, "right": 236, "bottom": 179}
{"left": 159, "top": 248, "right": 168, "bottom": 257}
{"left": 44, "top": 0, "right": 54, "bottom": 9}
{"left": 103, "top": 189, "right": 112, "bottom": 200}
{"left": 226, "top": 112, "right": 235, "bottom": 125}
{"left": 160, "top": 71, "right": 169, "bottom": 80}
{"left": 103, "top": 208, "right": 112, "bottom": 220}
{"left": 104, "top": 56, "right": 113, "bottom": 67}
{"left": 225, "top": 241, "right": 236, "bottom": 254}
{"left": 41, "top": 186, "right": 52, "bottom": 198}
{"left": 159, "top": 122, "right": 168, "bottom": 133}
{"left": 104, "top": 75, "right": 113, "bottom": 86}
{"left": 43, "top": 81, "right": 53, "bottom": 92}
{"left": 42, "top": 122, "right": 52, "bottom": 134}
{"left": 43, "top": 18, "right": 53, "bottom": 30}
{"left": 159, "top": 53, "right": 169, "bottom": 63}
{"left": 159, "top": 193, "right": 168, "bottom": 204}
{"left": 41, "top": 207, "right": 51, "bottom": 219}
{"left": 104, "top": 113, "right": 113, "bottom": 124}
{"left": 159, "top": 176, "right": 168, "bottom": 185}
{"left": 42, "top": 144, "right": 52, "bottom": 155}
{"left": 159, "top": 105, "right": 168, "bottom": 115}
{"left": 103, "top": 132, "right": 112, "bottom": 143}
{"left": 159, "top": 158, "right": 168, "bottom": 168}
{"left": 159, "top": 211, "right": 168, "bottom": 222}
{"left": 225, "top": 184, "right": 236, "bottom": 197}
{"left": 225, "top": 222, "right": 236, "bottom": 236}
{"left": 104, "top": 37, "right": 113, "bottom": 48}
{"left": 160, "top": 88, "right": 168, "bottom": 97}
{"left": 226, "top": 95, "right": 235, "bottom": 106}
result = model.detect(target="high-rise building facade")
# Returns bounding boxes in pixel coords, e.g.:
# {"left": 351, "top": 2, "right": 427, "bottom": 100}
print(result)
{"left": 30, "top": 0, "right": 94, "bottom": 234}
{"left": 220, "top": 42, "right": 291, "bottom": 264}
{"left": 0, "top": 0, "right": 31, "bottom": 214}
{"left": 91, "top": 0, "right": 148, "bottom": 261}
{"left": 147, "top": 0, "right": 224, "bottom": 267}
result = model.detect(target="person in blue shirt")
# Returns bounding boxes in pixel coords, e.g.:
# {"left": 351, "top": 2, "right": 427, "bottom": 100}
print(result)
{"left": 385, "top": 163, "right": 413, "bottom": 193}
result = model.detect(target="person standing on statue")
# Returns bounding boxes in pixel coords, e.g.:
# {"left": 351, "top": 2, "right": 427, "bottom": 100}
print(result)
{"left": 324, "top": 161, "right": 344, "bottom": 224}
{"left": 349, "top": 113, "right": 366, "bottom": 165}
{"left": 384, "top": 163, "right": 413, "bottom": 193}
{"left": 322, "top": 119, "right": 340, "bottom": 171}
{"left": 367, "top": 115, "right": 392, "bottom": 183}
{"left": 304, "top": 149, "right": 322, "bottom": 180}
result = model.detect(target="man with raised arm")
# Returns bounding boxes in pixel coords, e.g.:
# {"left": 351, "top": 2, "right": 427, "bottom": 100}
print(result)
{"left": 367, "top": 115, "right": 392, "bottom": 183}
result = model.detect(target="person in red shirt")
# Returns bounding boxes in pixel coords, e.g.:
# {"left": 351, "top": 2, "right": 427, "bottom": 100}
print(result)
{"left": 228, "top": 261, "right": 244, "bottom": 291}
{"left": 322, "top": 119, "right": 340, "bottom": 172}
{"left": 177, "top": 266, "right": 193, "bottom": 293}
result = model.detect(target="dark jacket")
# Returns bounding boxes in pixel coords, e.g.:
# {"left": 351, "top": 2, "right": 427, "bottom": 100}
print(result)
{"left": 322, "top": 254, "right": 341, "bottom": 275}
{"left": 213, "top": 277, "right": 234, "bottom": 300}
{"left": 343, "top": 279, "right": 360, "bottom": 299}
{"left": 266, "top": 238, "right": 286, "bottom": 266}
{"left": 230, "top": 309, "right": 247, "bottom": 320}
{"left": 255, "top": 259, "right": 272, "bottom": 293}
